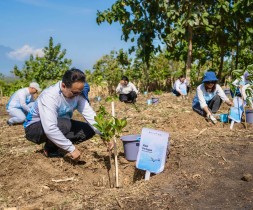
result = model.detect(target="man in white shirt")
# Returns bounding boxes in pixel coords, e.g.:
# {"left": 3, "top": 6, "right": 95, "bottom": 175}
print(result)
{"left": 24, "top": 68, "right": 99, "bottom": 160}
{"left": 116, "top": 76, "right": 138, "bottom": 103}
{"left": 6, "top": 82, "right": 41, "bottom": 125}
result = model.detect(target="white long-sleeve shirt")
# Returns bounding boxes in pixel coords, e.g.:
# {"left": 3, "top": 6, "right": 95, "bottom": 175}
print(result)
{"left": 116, "top": 82, "right": 138, "bottom": 94}
{"left": 173, "top": 79, "right": 187, "bottom": 94}
{"left": 6, "top": 87, "right": 34, "bottom": 112}
{"left": 24, "top": 81, "right": 98, "bottom": 153}
{"left": 192, "top": 84, "right": 229, "bottom": 109}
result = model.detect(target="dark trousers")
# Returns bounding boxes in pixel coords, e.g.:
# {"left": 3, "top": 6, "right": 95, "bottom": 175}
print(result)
{"left": 25, "top": 118, "right": 95, "bottom": 151}
{"left": 119, "top": 91, "right": 137, "bottom": 103}
{"left": 192, "top": 95, "right": 222, "bottom": 116}
{"left": 172, "top": 89, "right": 181, "bottom": 96}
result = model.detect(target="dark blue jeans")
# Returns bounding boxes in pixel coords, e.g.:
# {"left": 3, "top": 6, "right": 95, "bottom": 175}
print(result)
{"left": 192, "top": 95, "right": 222, "bottom": 116}
{"left": 172, "top": 89, "right": 181, "bottom": 96}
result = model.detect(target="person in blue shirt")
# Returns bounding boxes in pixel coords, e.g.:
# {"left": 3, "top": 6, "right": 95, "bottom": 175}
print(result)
{"left": 192, "top": 71, "right": 233, "bottom": 124}
{"left": 24, "top": 69, "right": 100, "bottom": 160}
{"left": 6, "top": 82, "right": 41, "bottom": 125}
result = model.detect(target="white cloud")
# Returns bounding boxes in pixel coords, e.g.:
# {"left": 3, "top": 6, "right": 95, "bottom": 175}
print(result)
{"left": 7, "top": 45, "right": 44, "bottom": 61}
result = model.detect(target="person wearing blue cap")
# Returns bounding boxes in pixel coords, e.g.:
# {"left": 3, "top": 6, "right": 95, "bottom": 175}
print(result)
{"left": 192, "top": 71, "right": 233, "bottom": 124}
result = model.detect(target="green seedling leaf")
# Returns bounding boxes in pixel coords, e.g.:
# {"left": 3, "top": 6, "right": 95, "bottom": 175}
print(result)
{"left": 94, "top": 105, "right": 127, "bottom": 145}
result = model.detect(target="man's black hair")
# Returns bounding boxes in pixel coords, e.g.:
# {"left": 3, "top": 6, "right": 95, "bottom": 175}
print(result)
{"left": 121, "top": 76, "right": 129, "bottom": 82}
{"left": 62, "top": 68, "right": 86, "bottom": 88}
{"left": 179, "top": 75, "right": 185, "bottom": 79}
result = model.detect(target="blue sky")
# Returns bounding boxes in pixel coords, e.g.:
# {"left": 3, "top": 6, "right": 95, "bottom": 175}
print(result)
{"left": 0, "top": 0, "right": 131, "bottom": 76}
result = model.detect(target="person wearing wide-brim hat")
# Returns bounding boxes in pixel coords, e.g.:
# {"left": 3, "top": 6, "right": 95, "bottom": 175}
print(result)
{"left": 192, "top": 71, "right": 233, "bottom": 123}
{"left": 6, "top": 82, "right": 42, "bottom": 125}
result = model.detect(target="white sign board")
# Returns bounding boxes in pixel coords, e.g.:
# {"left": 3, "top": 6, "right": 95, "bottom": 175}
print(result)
{"left": 136, "top": 128, "right": 169, "bottom": 174}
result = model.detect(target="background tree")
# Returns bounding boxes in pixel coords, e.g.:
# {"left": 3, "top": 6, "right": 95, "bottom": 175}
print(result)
{"left": 97, "top": 0, "right": 253, "bottom": 86}
{"left": 12, "top": 37, "right": 72, "bottom": 88}
{"left": 97, "top": 0, "right": 167, "bottom": 86}
{"left": 91, "top": 49, "right": 131, "bottom": 94}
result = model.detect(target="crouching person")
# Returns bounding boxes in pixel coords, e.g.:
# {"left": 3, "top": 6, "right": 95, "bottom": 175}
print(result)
{"left": 116, "top": 76, "right": 138, "bottom": 103}
{"left": 24, "top": 68, "right": 99, "bottom": 161}
{"left": 192, "top": 71, "right": 233, "bottom": 124}
{"left": 6, "top": 82, "right": 41, "bottom": 125}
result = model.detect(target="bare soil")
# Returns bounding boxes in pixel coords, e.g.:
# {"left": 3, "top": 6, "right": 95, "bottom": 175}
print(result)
{"left": 0, "top": 92, "right": 253, "bottom": 210}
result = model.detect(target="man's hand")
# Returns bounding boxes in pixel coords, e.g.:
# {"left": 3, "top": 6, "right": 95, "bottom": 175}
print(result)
{"left": 68, "top": 148, "right": 81, "bottom": 161}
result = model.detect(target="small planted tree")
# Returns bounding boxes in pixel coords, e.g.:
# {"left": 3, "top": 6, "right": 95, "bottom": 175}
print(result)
{"left": 93, "top": 105, "right": 127, "bottom": 187}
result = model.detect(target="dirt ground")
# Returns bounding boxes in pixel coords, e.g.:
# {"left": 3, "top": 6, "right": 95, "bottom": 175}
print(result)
{"left": 0, "top": 92, "right": 253, "bottom": 210}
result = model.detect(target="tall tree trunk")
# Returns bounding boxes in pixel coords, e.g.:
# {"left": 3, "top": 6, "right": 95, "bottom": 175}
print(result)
{"left": 218, "top": 45, "right": 225, "bottom": 80}
{"left": 186, "top": 25, "right": 193, "bottom": 81}
{"left": 143, "top": 64, "right": 149, "bottom": 91}
{"left": 235, "top": 38, "right": 239, "bottom": 69}
{"left": 235, "top": 21, "right": 240, "bottom": 69}
{"left": 197, "top": 61, "right": 201, "bottom": 81}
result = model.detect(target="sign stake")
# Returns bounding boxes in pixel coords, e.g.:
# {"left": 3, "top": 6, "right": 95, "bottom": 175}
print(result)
{"left": 145, "top": 170, "right": 150, "bottom": 181}
{"left": 111, "top": 102, "right": 119, "bottom": 187}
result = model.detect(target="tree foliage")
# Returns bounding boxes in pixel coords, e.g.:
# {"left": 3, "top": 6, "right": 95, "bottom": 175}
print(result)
{"left": 12, "top": 37, "right": 72, "bottom": 88}
{"left": 97, "top": 0, "right": 253, "bottom": 83}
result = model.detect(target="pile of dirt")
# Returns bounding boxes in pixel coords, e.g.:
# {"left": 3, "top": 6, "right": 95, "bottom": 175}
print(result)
{"left": 0, "top": 92, "right": 253, "bottom": 209}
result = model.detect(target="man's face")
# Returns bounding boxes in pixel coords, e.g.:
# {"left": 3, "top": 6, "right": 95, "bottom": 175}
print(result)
{"left": 120, "top": 80, "right": 128, "bottom": 86}
{"left": 180, "top": 78, "right": 185, "bottom": 83}
{"left": 30, "top": 87, "right": 38, "bottom": 94}
{"left": 61, "top": 81, "right": 84, "bottom": 98}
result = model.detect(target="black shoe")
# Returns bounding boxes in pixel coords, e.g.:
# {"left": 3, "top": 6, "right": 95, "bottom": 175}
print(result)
{"left": 6, "top": 120, "right": 13, "bottom": 126}
{"left": 43, "top": 144, "right": 64, "bottom": 158}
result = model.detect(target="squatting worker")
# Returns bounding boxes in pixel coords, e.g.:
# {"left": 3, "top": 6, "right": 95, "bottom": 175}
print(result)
{"left": 172, "top": 75, "right": 187, "bottom": 97}
{"left": 24, "top": 68, "right": 100, "bottom": 160}
{"left": 6, "top": 82, "right": 41, "bottom": 125}
{"left": 192, "top": 71, "right": 233, "bottom": 124}
{"left": 116, "top": 76, "right": 138, "bottom": 103}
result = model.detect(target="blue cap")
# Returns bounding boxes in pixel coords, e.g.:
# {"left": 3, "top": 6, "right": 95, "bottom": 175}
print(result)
{"left": 202, "top": 71, "right": 218, "bottom": 83}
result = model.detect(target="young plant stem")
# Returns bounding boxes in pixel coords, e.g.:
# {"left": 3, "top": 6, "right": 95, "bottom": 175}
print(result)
{"left": 108, "top": 150, "right": 114, "bottom": 188}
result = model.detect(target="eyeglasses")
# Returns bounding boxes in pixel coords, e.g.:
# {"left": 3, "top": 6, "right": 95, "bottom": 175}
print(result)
{"left": 69, "top": 89, "right": 82, "bottom": 96}
{"left": 205, "top": 81, "right": 216, "bottom": 84}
